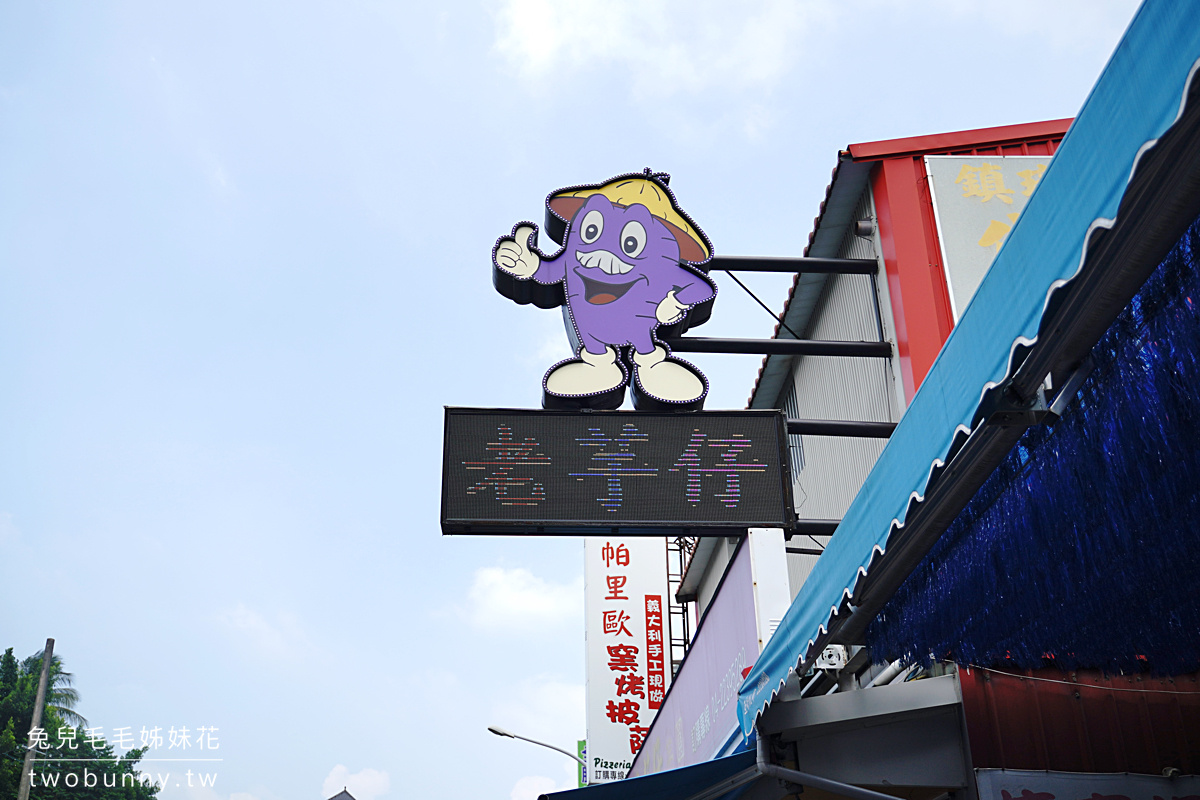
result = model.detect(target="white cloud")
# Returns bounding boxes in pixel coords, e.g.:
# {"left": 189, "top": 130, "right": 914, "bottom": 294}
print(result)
{"left": 533, "top": 332, "right": 570, "bottom": 366}
{"left": 0, "top": 513, "right": 18, "bottom": 544}
{"left": 465, "top": 567, "right": 583, "bottom": 634}
{"left": 492, "top": 677, "right": 585, "bottom": 752}
{"left": 526, "top": 309, "right": 572, "bottom": 368}
{"left": 509, "top": 759, "right": 580, "bottom": 800}
{"left": 913, "top": 0, "right": 1140, "bottom": 54}
{"left": 322, "top": 765, "right": 390, "bottom": 800}
{"left": 213, "top": 603, "right": 309, "bottom": 660}
{"left": 491, "top": 0, "right": 826, "bottom": 98}
{"left": 156, "top": 785, "right": 257, "bottom": 800}
{"left": 510, "top": 775, "right": 558, "bottom": 800}
{"left": 205, "top": 152, "right": 234, "bottom": 194}
{"left": 491, "top": 0, "right": 1139, "bottom": 105}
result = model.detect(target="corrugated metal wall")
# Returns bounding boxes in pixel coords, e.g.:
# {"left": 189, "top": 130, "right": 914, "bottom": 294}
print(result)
{"left": 785, "top": 549, "right": 820, "bottom": 601}
{"left": 782, "top": 186, "right": 897, "bottom": 597}
{"left": 787, "top": 188, "right": 897, "bottom": 521}
{"left": 960, "top": 665, "right": 1200, "bottom": 772}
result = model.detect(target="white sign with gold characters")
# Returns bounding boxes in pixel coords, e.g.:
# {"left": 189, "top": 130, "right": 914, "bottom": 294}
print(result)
{"left": 925, "top": 155, "right": 1052, "bottom": 320}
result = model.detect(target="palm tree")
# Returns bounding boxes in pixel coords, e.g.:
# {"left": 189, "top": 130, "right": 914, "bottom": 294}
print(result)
{"left": 22, "top": 650, "right": 87, "bottom": 728}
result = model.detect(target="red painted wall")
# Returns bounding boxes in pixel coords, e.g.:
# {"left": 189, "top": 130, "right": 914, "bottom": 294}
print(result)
{"left": 960, "top": 665, "right": 1200, "bottom": 773}
{"left": 850, "top": 120, "right": 1069, "bottom": 399}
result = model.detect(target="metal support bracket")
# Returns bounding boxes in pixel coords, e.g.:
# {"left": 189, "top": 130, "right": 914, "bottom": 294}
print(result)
{"left": 665, "top": 337, "right": 892, "bottom": 357}
{"left": 755, "top": 733, "right": 903, "bottom": 800}
{"left": 986, "top": 384, "right": 1055, "bottom": 427}
{"left": 787, "top": 519, "right": 841, "bottom": 538}
{"left": 707, "top": 255, "right": 877, "bottom": 274}
{"left": 1048, "top": 356, "right": 1096, "bottom": 417}
{"left": 788, "top": 418, "right": 896, "bottom": 438}
{"left": 987, "top": 356, "right": 1095, "bottom": 428}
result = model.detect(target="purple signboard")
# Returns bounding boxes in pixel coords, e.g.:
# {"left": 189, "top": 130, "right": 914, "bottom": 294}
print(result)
{"left": 627, "top": 539, "right": 759, "bottom": 777}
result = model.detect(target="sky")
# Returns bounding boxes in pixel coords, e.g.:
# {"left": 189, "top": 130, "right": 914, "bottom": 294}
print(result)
{"left": 0, "top": 1, "right": 1143, "bottom": 799}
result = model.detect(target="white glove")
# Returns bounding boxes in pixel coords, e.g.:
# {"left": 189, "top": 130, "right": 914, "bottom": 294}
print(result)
{"left": 655, "top": 290, "right": 688, "bottom": 324}
{"left": 494, "top": 225, "right": 540, "bottom": 279}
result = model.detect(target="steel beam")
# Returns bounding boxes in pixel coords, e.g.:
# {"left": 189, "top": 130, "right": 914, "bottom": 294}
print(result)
{"left": 790, "top": 519, "right": 841, "bottom": 536}
{"left": 665, "top": 337, "right": 892, "bottom": 357}
{"left": 787, "top": 419, "right": 896, "bottom": 438}
{"left": 708, "top": 255, "right": 877, "bottom": 274}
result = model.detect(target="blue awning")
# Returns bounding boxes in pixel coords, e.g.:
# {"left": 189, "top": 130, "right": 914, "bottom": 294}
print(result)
{"left": 738, "top": 0, "right": 1200, "bottom": 738}
{"left": 539, "top": 751, "right": 758, "bottom": 800}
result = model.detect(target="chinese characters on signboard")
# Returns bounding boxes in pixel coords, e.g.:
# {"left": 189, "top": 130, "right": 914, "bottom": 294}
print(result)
{"left": 644, "top": 595, "right": 666, "bottom": 710}
{"left": 441, "top": 409, "right": 791, "bottom": 535}
{"left": 925, "top": 155, "right": 1053, "bottom": 320}
{"left": 585, "top": 537, "right": 671, "bottom": 784}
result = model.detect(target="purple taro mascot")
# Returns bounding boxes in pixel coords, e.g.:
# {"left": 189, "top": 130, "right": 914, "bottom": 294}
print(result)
{"left": 492, "top": 170, "right": 717, "bottom": 411}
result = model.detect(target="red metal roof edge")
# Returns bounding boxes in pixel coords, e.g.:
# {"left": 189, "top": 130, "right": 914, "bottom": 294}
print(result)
{"left": 848, "top": 118, "right": 1073, "bottom": 161}
{"left": 747, "top": 118, "right": 1074, "bottom": 408}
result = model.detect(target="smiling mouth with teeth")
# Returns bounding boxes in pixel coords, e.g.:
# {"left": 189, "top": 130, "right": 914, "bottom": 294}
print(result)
{"left": 576, "top": 269, "right": 645, "bottom": 305}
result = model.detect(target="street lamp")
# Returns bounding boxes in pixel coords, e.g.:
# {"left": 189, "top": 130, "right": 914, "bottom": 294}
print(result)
{"left": 487, "top": 725, "right": 585, "bottom": 767}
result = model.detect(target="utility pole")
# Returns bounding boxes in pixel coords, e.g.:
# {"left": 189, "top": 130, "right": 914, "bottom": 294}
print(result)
{"left": 16, "top": 638, "right": 54, "bottom": 800}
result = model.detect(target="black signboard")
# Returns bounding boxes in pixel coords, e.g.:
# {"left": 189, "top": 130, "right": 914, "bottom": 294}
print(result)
{"left": 441, "top": 408, "right": 794, "bottom": 535}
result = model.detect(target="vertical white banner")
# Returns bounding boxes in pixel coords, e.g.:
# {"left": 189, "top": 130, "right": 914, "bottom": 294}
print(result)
{"left": 584, "top": 537, "right": 670, "bottom": 784}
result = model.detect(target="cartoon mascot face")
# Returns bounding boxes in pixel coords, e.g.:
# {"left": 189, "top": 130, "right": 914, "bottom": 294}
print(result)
{"left": 492, "top": 170, "right": 717, "bottom": 411}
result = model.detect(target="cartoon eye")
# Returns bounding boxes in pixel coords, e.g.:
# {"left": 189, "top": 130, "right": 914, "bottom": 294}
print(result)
{"left": 580, "top": 210, "right": 604, "bottom": 244}
{"left": 620, "top": 221, "right": 646, "bottom": 257}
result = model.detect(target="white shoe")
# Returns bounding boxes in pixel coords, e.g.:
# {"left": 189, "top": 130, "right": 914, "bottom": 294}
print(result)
{"left": 631, "top": 347, "right": 707, "bottom": 409}
{"left": 543, "top": 346, "right": 627, "bottom": 409}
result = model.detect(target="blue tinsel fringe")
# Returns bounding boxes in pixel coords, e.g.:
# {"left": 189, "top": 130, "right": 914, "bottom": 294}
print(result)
{"left": 867, "top": 212, "right": 1200, "bottom": 675}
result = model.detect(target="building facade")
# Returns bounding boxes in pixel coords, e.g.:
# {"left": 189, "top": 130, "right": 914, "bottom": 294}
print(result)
{"left": 551, "top": 4, "right": 1200, "bottom": 797}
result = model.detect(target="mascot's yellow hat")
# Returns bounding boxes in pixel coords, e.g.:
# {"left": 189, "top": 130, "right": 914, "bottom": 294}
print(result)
{"left": 547, "top": 172, "right": 712, "bottom": 264}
